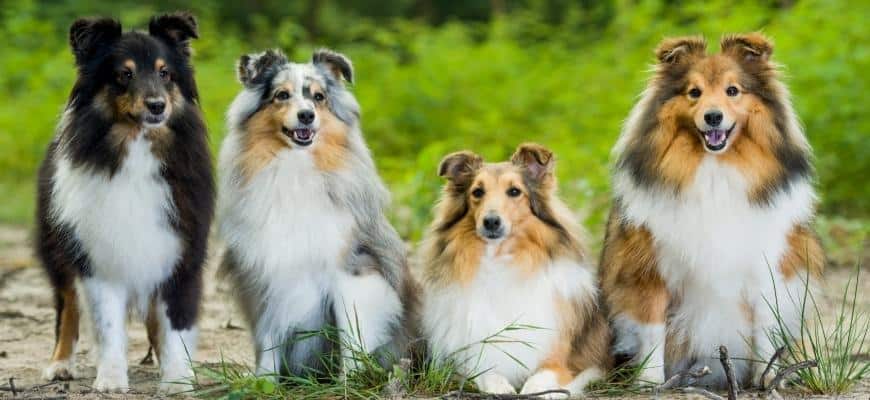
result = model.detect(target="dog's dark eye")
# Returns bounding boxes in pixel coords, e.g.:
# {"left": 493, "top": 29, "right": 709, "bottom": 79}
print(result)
{"left": 118, "top": 70, "right": 133, "bottom": 83}
{"left": 275, "top": 91, "right": 290, "bottom": 101}
{"left": 313, "top": 93, "right": 325, "bottom": 102}
{"left": 471, "top": 188, "right": 485, "bottom": 198}
{"left": 506, "top": 187, "right": 521, "bottom": 197}
{"left": 688, "top": 88, "right": 702, "bottom": 98}
{"left": 159, "top": 69, "right": 170, "bottom": 82}
{"left": 726, "top": 86, "right": 739, "bottom": 97}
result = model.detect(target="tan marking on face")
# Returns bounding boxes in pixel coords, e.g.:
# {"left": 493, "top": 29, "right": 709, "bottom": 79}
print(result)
{"left": 123, "top": 59, "right": 136, "bottom": 70}
{"left": 155, "top": 58, "right": 166, "bottom": 70}
{"left": 312, "top": 101, "right": 349, "bottom": 172}
{"left": 238, "top": 102, "right": 292, "bottom": 182}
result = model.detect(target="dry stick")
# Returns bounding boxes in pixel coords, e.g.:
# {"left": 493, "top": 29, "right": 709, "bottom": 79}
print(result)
{"left": 657, "top": 365, "right": 712, "bottom": 390}
{"left": 441, "top": 389, "right": 571, "bottom": 399}
{"left": 765, "top": 360, "right": 818, "bottom": 398}
{"left": 683, "top": 386, "right": 726, "bottom": 400}
{"left": 8, "top": 377, "right": 16, "bottom": 396}
{"left": 759, "top": 346, "right": 786, "bottom": 390}
{"left": 718, "top": 345, "right": 738, "bottom": 400}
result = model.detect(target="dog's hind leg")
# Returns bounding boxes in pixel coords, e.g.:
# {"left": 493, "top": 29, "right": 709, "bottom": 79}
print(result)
{"left": 333, "top": 270, "right": 402, "bottom": 376}
{"left": 44, "top": 281, "right": 80, "bottom": 381}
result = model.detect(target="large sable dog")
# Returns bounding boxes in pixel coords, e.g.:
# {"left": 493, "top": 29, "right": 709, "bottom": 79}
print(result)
{"left": 36, "top": 13, "right": 214, "bottom": 393}
{"left": 420, "top": 144, "right": 611, "bottom": 397}
{"left": 600, "top": 33, "right": 823, "bottom": 389}
{"left": 218, "top": 49, "right": 415, "bottom": 378}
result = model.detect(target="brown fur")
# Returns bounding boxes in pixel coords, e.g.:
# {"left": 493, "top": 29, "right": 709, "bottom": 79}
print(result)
{"left": 236, "top": 83, "right": 351, "bottom": 181}
{"left": 50, "top": 286, "right": 80, "bottom": 373}
{"left": 599, "top": 206, "right": 669, "bottom": 325}
{"left": 421, "top": 143, "right": 611, "bottom": 385}
{"left": 779, "top": 224, "right": 825, "bottom": 279}
{"left": 617, "top": 33, "right": 811, "bottom": 205}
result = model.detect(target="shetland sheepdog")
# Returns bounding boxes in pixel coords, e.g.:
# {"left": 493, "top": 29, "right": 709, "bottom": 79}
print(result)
{"left": 601, "top": 33, "right": 823, "bottom": 389}
{"left": 35, "top": 13, "right": 214, "bottom": 393}
{"left": 218, "top": 49, "right": 416, "bottom": 378}
{"left": 420, "top": 144, "right": 611, "bottom": 397}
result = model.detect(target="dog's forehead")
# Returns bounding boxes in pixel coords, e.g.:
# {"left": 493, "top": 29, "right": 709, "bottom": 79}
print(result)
{"left": 476, "top": 163, "right": 523, "bottom": 184}
{"left": 114, "top": 34, "right": 168, "bottom": 68}
{"left": 271, "top": 63, "right": 325, "bottom": 90}
{"left": 690, "top": 55, "right": 741, "bottom": 85}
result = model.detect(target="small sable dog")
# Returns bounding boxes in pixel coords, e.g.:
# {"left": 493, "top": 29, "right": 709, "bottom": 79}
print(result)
{"left": 601, "top": 33, "right": 823, "bottom": 389}
{"left": 35, "top": 13, "right": 214, "bottom": 393}
{"left": 420, "top": 144, "right": 611, "bottom": 397}
{"left": 218, "top": 49, "right": 415, "bottom": 378}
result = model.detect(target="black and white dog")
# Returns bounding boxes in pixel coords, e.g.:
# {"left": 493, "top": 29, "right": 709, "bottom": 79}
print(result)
{"left": 36, "top": 12, "right": 214, "bottom": 393}
{"left": 218, "top": 49, "right": 416, "bottom": 378}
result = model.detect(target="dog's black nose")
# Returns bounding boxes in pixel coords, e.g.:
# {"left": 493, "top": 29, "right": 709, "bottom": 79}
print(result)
{"left": 298, "top": 110, "right": 315, "bottom": 125}
{"left": 146, "top": 99, "right": 166, "bottom": 115}
{"left": 704, "top": 110, "right": 723, "bottom": 127}
{"left": 483, "top": 216, "right": 501, "bottom": 231}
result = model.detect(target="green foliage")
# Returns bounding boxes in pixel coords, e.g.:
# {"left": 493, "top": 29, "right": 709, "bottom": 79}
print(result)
{"left": 0, "top": 0, "right": 867, "bottom": 248}
{"left": 766, "top": 266, "right": 870, "bottom": 394}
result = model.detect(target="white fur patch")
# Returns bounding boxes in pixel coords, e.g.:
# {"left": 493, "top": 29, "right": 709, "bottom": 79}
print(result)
{"left": 80, "top": 279, "right": 129, "bottom": 393}
{"left": 612, "top": 155, "right": 816, "bottom": 373}
{"left": 51, "top": 133, "right": 181, "bottom": 305}
{"left": 422, "top": 245, "right": 597, "bottom": 388}
{"left": 218, "top": 134, "right": 401, "bottom": 374}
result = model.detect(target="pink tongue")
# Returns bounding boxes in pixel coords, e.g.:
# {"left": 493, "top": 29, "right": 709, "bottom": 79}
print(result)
{"left": 705, "top": 129, "right": 726, "bottom": 146}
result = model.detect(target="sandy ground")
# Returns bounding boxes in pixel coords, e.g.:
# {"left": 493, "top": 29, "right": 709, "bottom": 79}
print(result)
{"left": 0, "top": 224, "right": 867, "bottom": 399}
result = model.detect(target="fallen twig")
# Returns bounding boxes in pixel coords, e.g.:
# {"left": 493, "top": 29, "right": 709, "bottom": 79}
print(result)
{"left": 719, "top": 345, "right": 738, "bottom": 400}
{"left": 657, "top": 365, "right": 711, "bottom": 390}
{"left": 765, "top": 360, "right": 817, "bottom": 397}
{"left": 441, "top": 388, "right": 570, "bottom": 399}
{"left": 759, "top": 346, "right": 786, "bottom": 390}
{"left": 683, "top": 386, "right": 726, "bottom": 400}
{"left": 8, "top": 377, "right": 16, "bottom": 396}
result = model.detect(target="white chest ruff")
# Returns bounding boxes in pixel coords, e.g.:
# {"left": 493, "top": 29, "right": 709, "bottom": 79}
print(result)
{"left": 422, "top": 249, "right": 596, "bottom": 387}
{"left": 50, "top": 134, "right": 181, "bottom": 290}
{"left": 219, "top": 149, "right": 355, "bottom": 305}
{"left": 614, "top": 156, "right": 815, "bottom": 356}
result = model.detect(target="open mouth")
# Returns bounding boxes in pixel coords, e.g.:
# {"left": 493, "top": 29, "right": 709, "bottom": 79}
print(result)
{"left": 699, "top": 123, "right": 735, "bottom": 152}
{"left": 142, "top": 113, "right": 167, "bottom": 126}
{"left": 281, "top": 126, "right": 316, "bottom": 146}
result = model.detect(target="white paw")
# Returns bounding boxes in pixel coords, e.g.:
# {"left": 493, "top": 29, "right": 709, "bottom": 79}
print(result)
{"left": 160, "top": 366, "right": 195, "bottom": 394}
{"left": 93, "top": 366, "right": 129, "bottom": 393}
{"left": 43, "top": 359, "right": 77, "bottom": 381}
{"left": 521, "top": 370, "right": 568, "bottom": 399}
{"left": 476, "top": 373, "right": 516, "bottom": 394}
{"left": 637, "top": 365, "right": 665, "bottom": 385}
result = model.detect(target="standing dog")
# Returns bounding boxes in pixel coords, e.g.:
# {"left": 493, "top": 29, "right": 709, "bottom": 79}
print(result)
{"left": 600, "top": 33, "right": 823, "bottom": 388}
{"left": 36, "top": 13, "right": 214, "bottom": 393}
{"left": 218, "top": 49, "right": 415, "bottom": 378}
{"left": 420, "top": 144, "right": 611, "bottom": 397}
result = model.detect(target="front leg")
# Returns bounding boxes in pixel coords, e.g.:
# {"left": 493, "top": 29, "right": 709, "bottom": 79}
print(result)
{"left": 600, "top": 220, "right": 669, "bottom": 384}
{"left": 333, "top": 269, "right": 402, "bottom": 376}
{"left": 81, "top": 279, "right": 129, "bottom": 393}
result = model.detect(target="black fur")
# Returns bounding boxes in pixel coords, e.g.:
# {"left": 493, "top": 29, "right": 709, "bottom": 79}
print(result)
{"left": 36, "top": 12, "right": 214, "bottom": 346}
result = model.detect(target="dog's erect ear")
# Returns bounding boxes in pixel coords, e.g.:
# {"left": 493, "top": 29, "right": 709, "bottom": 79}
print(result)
{"left": 149, "top": 12, "right": 198, "bottom": 54}
{"left": 511, "top": 143, "right": 554, "bottom": 181}
{"left": 438, "top": 151, "right": 482, "bottom": 183}
{"left": 721, "top": 33, "right": 773, "bottom": 63}
{"left": 237, "top": 49, "right": 288, "bottom": 88}
{"left": 69, "top": 18, "right": 122, "bottom": 65}
{"left": 655, "top": 36, "right": 707, "bottom": 64}
{"left": 312, "top": 49, "right": 354, "bottom": 84}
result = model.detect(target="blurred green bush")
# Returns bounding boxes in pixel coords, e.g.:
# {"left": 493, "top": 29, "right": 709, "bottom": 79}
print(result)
{"left": 0, "top": 0, "right": 866, "bottom": 249}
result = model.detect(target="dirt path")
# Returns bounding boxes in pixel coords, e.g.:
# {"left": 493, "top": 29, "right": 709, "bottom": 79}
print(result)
{"left": 0, "top": 224, "right": 867, "bottom": 399}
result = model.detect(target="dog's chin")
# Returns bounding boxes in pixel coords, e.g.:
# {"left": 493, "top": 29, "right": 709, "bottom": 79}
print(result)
{"left": 698, "top": 123, "right": 736, "bottom": 154}
{"left": 141, "top": 113, "right": 168, "bottom": 128}
{"left": 282, "top": 126, "right": 317, "bottom": 147}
